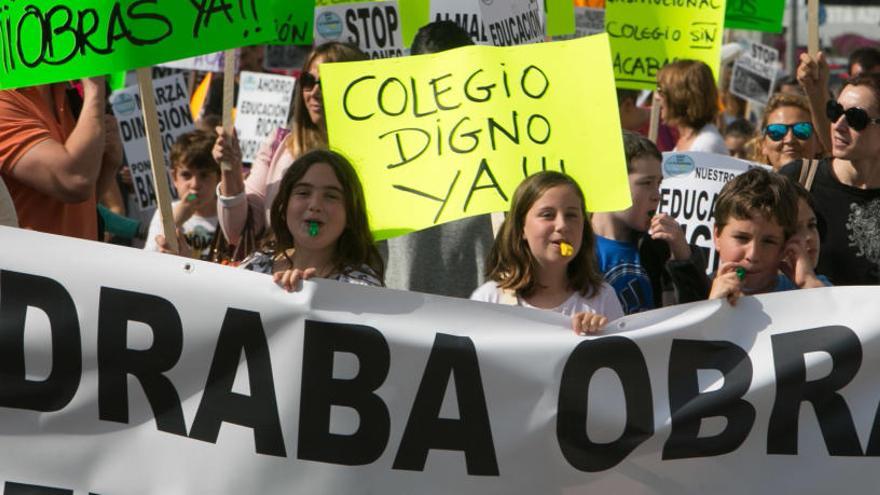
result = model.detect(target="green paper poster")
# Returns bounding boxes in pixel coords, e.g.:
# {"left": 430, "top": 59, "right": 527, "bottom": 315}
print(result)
{"left": 546, "top": 0, "right": 576, "bottom": 37}
{"left": 725, "top": 0, "right": 785, "bottom": 33}
{"left": 271, "top": 0, "right": 315, "bottom": 45}
{"left": 0, "top": 0, "right": 278, "bottom": 90}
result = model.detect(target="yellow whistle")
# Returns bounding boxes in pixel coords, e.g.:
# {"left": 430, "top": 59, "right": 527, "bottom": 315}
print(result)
{"left": 559, "top": 241, "right": 574, "bottom": 257}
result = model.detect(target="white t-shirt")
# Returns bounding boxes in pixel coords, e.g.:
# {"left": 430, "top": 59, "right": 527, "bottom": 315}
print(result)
{"left": 675, "top": 123, "right": 728, "bottom": 155}
{"left": 143, "top": 201, "right": 218, "bottom": 259}
{"left": 470, "top": 281, "right": 624, "bottom": 321}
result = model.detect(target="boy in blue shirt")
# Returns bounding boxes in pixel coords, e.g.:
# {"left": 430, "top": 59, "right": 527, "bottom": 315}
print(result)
{"left": 591, "top": 131, "right": 708, "bottom": 314}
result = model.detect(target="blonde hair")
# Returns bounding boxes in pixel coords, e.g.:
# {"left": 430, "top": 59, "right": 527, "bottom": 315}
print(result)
{"left": 748, "top": 93, "right": 813, "bottom": 165}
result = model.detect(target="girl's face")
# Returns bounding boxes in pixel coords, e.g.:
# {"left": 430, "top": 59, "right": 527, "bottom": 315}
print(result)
{"left": 522, "top": 184, "right": 584, "bottom": 268}
{"left": 761, "top": 105, "right": 818, "bottom": 169}
{"left": 286, "top": 162, "right": 346, "bottom": 252}
{"left": 714, "top": 214, "right": 786, "bottom": 293}
{"left": 302, "top": 56, "right": 325, "bottom": 128}
{"left": 795, "top": 198, "right": 820, "bottom": 268}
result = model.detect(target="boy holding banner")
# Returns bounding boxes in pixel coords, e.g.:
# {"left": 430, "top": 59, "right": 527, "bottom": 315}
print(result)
{"left": 0, "top": 78, "right": 121, "bottom": 240}
{"left": 591, "top": 131, "right": 708, "bottom": 314}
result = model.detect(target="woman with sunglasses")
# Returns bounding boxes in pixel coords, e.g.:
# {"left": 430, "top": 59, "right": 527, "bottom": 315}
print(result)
{"left": 780, "top": 73, "right": 880, "bottom": 285}
{"left": 752, "top": 93, "right": 819, "bottom": 170}
{"left": 212, "top": 42, "right": 367, "bottom": 246}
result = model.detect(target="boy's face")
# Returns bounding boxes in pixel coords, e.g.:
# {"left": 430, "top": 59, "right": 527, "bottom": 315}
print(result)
{"left": 173, "top": 163, "right": 219, "bottom": 205}
{"left": 616, "top": 156, "right": 662, "bottom": 233}
{"left": 714, "top": 213, "right": 786, "bottom": 292}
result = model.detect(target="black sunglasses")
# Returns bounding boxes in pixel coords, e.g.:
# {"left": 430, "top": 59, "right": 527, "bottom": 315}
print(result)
{"left": 299, "top": 72, "right": 320, "bottom": 91}
{"left": 764, "top": 122, "right": 814, "bottom": 141}
{"left": 826, "top": 100, "right": 880, "bottom": 131}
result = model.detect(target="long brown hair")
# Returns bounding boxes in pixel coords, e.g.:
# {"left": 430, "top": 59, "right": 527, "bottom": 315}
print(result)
{"left": 286, "top": 42, "right": 367, "bottom": 158}
{"left": 657, "top": 59, "right": 719, "bottom": 131}
{"left": 269, "top": 149, "right": 384, "bottom": 282}
{"left": 486, "top": 171, "right": 603, "bottom": 298}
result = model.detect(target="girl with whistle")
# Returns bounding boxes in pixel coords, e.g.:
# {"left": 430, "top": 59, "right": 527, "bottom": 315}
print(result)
{"left": 471, "top": 171, "right": 623, "bottom": 335}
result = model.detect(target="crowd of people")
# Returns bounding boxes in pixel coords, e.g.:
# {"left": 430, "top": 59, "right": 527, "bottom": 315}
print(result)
{"left": 2, "top": 20, "right": 879, "bottom": 335}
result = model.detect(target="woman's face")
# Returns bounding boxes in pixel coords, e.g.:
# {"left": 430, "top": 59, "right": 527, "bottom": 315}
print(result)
{"left": 302, "top": 56, "right": 326, "bottom": 128}
{"left": 761, "top": 105, "right": 818, "bottom": 170}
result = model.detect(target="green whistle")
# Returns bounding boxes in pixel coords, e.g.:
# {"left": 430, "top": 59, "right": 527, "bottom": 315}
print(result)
{"left": 186, "top": 193, "right": 198, "bottom": 202}
{"left": 735, "top": 267, "right": 746, "bottom": 280}
{"left": 308, "top": 221, "right": 319, "bottom": 237}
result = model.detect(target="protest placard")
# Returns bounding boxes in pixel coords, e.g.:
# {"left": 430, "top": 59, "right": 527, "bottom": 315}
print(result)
{"left": 555, "top": 7, "right": 605, "bottom": 40}
{"left": 322, "top": 34, "right": 630, "bottom": 240}
{"left": 658, "top": 152, "right": 769, "bottom": 275}
{"left": 725, "top": 0, "right": 785, "bottom": 33}
{"left": 110, "top": 73, "right": 195, "bottom": 212}
{"left": 545, "top": 0, "right": 576, "bottom": 37}
{"left": 480, "top": 0, "right": 546, "bottom": 46}
{"left": 4, "top": 225, "right": 880, "bottom": 494}
{"left": 235, "top": 71, "right": 296, "bottom": 163}
{"left": 605, "top": 0, "right": 726, "bottom": 90}
{"left": 0, "top": 0, "right": 278, "bottom": 90}
{"left": 271, "top": 0, "right": 315, "bottom": 45}
{"left": 730, "top": 41, "right": 779, "bottom": 105}
{"left": 314, "top": 0, "right": 407, "bottom": 59}
{"left": 430, "top": 0, "right": 490, "bottom": 45}
{"left": 160, "top": 51, "right": 238, "bottom": 73}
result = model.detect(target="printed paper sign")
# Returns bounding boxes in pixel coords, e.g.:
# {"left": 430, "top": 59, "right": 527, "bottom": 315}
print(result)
{"left": 658, "top": 152, "right": 768, "bottom": 275}
{"left": 480, "top": 0, "right": 546, "bottom": 46}
{"left": 5, "top": 226, "right": 880, "bottom": 495}
{"left": 730, "top": 41, "right": 779, "bottom": 105}
{"left": 605, "top": 0, "right": 726, "bottom": 90}
{"left": 234, "top": 71, "right": 296, "bottom": 163}
{"left": 725, "top": 0, "right": 785, "bottom": 33}
{"left": 430, "top": 0, "right": 490, "bottom": 45}
{"left": 0, "top": 0, "right": 277, "bottom": 90}
{"left": 110, "top": 74, "right": 195, "bottom": 212}
{"left": 160, "top": 51, "right": 239, "bottom": 73}
{"left": 313, "top": 1, "right": 406, "bottom": 59}
{"left": 322, "top": 34, "right": 631, "bottom": 240}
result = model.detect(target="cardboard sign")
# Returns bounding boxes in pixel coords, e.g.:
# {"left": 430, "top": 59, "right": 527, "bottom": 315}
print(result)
{"left": 658, "top": 151, "right": 769, "bottom": 275}
{"left": 430, "top": 0, "right": 490, "bottom": 45}
{"left": 110, "top": 74, "right": 195, "bottom": 212}
{"left": 322, "top": 34, "right": 631, "bottom": 240}
{"left": 0, "top": 0, "right": 277, "bottom": 90}
{"left": 314, "top": 0, "right": 407, "bottom": 59}
{"left": 234, "top": 71, "right": 296, "bottom": 163}
{"left": 725, "top": 0, "right": 785, "bottom": 33}
{"left": 730, "top": 41, "right": 779, "bottom": 105}
{"left": 605, "top": 0, "right": 726, "bottom": 90}
{"left": 480, "top": 0, "right": 546, "bottom": 46}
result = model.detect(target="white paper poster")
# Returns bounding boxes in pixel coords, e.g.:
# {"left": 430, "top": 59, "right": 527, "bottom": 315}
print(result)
{"left": 313, "top": 1, "right": 406, "bottom": 59}
{"left": 480, "top": 0, "right": 545, "bottom": 46}
{"left": 430, "top": 0, "right": 490, "bottom": 45}
{"left": 234, "top": 71, "right": 296, "bottom": 163}
{"left": 730, "top": 41, "right": 780, "bottom": 105}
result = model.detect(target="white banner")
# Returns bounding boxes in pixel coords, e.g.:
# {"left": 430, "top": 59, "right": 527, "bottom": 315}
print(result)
{"left": 480, "top": 0, "right": 545, "bottom": 46}
{"left": 3, "top": 226, "right": 880, "bottom": 494}
{"left": 430, "top": 0, "right": 490, "bottom": 45}
{"left": 313, "top": 1, "right": 406, "bottom": 59}
{"left": 659, "top": 152, "right": 768, "bottom": 275}
{"left": 110, "top": 74, "right": 195, "bottom": 212}
{"left": 234, "top": 71, "right": 296, "bottom": 163}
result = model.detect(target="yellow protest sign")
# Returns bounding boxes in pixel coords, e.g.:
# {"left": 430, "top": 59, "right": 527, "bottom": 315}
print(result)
{"left": 321, "top": 34, "right": 631, "bottom": 240}
{"left": 605, "top": 0, "right": 726, "bottom": 90}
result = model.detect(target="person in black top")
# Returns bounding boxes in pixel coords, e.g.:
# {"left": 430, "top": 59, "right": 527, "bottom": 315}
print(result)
{"left": 780, "top": 73, "right": 880, "bottom": 285}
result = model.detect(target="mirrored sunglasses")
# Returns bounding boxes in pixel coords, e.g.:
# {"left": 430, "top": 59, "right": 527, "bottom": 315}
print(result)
{"left": 764, "top": 122, "right": 814, "bottom": 141}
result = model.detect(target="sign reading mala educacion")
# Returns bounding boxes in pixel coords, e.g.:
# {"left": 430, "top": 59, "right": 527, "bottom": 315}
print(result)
{"left": 322, "top": 34, "right": 631, "bottom": 240}
{"left": 480, "top": 0, "right": 546, "bottom": 47}
{"left": 0, "top": 0, "right": 279, "bottom": 90}
{"left": 605, "top": 0, "right": 726, "bottom": 90}
{"left": 430, "top": 0, "right": 490, "bottom": 45}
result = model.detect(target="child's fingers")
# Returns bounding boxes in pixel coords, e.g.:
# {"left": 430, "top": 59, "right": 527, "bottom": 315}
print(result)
{"left": 571, "top": 312, "right": 607, "bottom": 336}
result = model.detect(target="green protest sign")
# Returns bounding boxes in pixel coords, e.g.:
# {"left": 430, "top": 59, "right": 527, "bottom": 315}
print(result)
{"left": 0, "top": 0, "right": 279, "bottom": 90}
{"left": 271, "top": 0, "right": 315, "bottom": 45}
{"left": 546, "top": 0, "right": 576, "bottom": 37}
{"left": 725, "top": 0, "right": 785, "bottom": 33}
